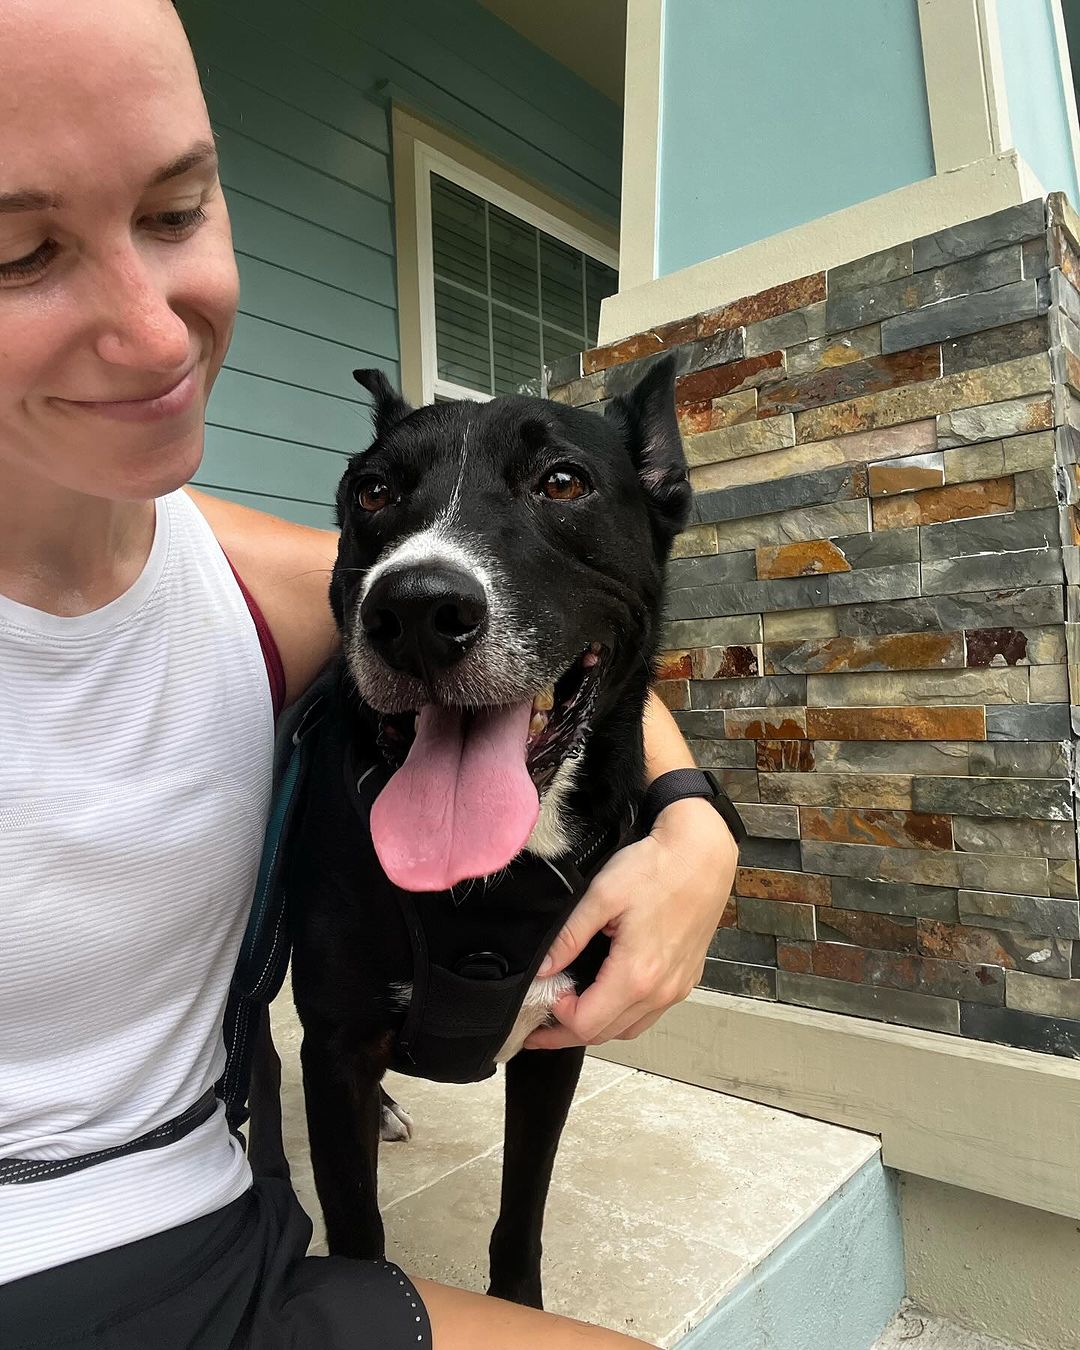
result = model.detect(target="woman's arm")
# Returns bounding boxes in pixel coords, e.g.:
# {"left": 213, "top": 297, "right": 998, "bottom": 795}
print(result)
{"left": 525, "top": 691, "right": 739, "bottom": 1049}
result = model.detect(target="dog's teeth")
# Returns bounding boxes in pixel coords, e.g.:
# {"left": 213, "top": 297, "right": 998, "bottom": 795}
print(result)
{"left": 414, "top": 714, "right": 420, "bottom": 732}
{"left": 533, "top": 686, "right": 555, "bottom": 712}
{"left": 529, "top": 711, "right": 549, "bottom": 737}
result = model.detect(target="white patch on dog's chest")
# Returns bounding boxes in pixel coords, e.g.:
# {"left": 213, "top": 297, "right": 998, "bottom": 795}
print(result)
{"left": 495, "top": 971, "right": 576, "bottom": 1062}
{"left": 525, "top": 756, "right": 580, "bottom": 860}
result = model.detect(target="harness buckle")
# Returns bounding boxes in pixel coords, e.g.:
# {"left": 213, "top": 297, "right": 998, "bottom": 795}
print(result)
{"left": 454, "top": 951, "right": 511, "bottom": 980}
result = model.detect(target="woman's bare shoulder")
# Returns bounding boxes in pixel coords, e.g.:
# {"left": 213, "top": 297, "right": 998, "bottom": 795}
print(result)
{"left": 185, "top": 488, "right": 341, "bottom": 704}
{"left": 186, "top": 487, "right": 338, "bottom": 578}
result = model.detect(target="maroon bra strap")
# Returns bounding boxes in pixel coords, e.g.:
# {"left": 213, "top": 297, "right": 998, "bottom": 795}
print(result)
{"left": 224, "top": 557, "right": 286, "bottom": 721}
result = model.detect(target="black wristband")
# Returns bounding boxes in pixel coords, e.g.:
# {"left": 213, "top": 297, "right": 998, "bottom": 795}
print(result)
{"left": 638, "top": 768, "right": 747, "bottom": 846}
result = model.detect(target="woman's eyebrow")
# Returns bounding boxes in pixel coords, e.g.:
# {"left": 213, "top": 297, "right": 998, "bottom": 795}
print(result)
{"left": 0, "top": 140, "right": 220, "bottom": 215}
{"left": 148, "top": 139, "right": 218, "bottom": 187}
{"left": 0, "top": 190, "right": 60, "bottom": 215}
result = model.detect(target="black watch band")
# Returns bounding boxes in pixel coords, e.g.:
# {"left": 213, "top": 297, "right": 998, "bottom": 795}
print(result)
{"left": 637, "top": 768, "right": 747, "bottom": 845}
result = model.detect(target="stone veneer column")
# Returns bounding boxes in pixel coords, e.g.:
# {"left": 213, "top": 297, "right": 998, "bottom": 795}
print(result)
{"left": 547, "top": 194, "right": 1080, "bottom": 1058}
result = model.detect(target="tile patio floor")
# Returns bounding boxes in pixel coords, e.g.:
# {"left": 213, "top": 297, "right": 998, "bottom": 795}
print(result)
{"left": 270, "top": 992, "right": 880, "bottom": 1345}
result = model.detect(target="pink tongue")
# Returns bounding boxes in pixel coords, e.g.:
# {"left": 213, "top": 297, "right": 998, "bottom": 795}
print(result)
{"left": 370, "top": 702, "right": 540, "bottom": 891}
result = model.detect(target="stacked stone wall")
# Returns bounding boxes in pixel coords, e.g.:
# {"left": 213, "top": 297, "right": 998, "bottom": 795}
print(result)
{"left": 548, "top": 194, "right": 1080, "bottom": 1056}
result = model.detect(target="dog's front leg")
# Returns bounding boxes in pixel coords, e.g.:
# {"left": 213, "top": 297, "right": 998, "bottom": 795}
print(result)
{"left": 301, "top": 1025, "right": 386, "bottom": 1260}
{"left": 488, "top": 1044, "right": 587, "bottom": 1308}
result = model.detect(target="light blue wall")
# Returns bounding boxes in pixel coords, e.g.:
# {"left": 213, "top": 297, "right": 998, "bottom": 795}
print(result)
{"left": 677, "top": 1159, "right": 905, "bottom": 1350}
{"left": 657, "top": 0, "right": 935, "bottom": 277}
{"left": 997, "top": 0, "right": 1080, "bottom": 205}
{"left": 177, "top": 0, "right": 621, "bottom": 527}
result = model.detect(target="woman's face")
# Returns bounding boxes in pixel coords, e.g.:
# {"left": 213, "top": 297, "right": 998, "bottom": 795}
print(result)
{"left": 0, "top": 0, "right": 239, "bottom": 503}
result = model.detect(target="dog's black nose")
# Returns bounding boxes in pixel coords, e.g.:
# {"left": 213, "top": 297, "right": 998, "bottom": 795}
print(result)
{"left": 361, "top": 565, "right": 488, "bottom": 677}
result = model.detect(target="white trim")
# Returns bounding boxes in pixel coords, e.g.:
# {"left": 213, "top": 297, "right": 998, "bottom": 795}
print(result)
{"left": 413, "top": 148, "right": 439, "bottom": 405}
{"left": 1049, "top": 0, "right": 1080, "bottom": 199}
{"left": 618, "top": 0, "right": 664, "bottom": 289}
{"left": 408, "top": 134, "right": 618, "bottom": 406}
{"left": 612, "top": 0, "right": 1026, "bottom": 318}
{"left": 917, "top": 0, "right": 1004, "bottom": 172}
{"left": 977, "top": 0, "right": 1012, "bottom": 154}
{"left": 433, "top": 378, "right": 494, "bottom": 403}
{"left": 599, "top": 150, "right": 1041, "bottom": 344}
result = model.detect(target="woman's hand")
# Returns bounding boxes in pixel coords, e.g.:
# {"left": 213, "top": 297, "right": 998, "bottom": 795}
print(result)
{"left": 523, "top": 796, "right": 738, "bottom": 1049}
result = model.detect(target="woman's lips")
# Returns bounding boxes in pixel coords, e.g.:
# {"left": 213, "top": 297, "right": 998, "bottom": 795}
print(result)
{"left": 59, "top": 366, "right": 199, "bottom": 424}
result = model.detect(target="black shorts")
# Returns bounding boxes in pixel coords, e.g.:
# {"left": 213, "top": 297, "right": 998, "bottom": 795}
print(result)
{"left": 0, "top": 1177, "right": 432, "bottom": 1349}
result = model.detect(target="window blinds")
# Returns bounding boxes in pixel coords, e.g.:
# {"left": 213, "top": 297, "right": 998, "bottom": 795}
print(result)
{"left": 430, "top": 175, "right": 617, "bottom": 397}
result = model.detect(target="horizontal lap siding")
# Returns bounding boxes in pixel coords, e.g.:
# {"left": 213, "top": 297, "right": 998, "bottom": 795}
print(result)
{"left": 177, "top": 0, "right": 621, "bottom": 527}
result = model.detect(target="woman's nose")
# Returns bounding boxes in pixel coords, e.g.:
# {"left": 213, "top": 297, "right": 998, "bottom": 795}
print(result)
{"left": 92, "top": 248, "right": 191, "bottom": 371}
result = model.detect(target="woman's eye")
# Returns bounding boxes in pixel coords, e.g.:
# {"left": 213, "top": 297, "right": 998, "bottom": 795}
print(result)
{"left": 0, "top": 206, "right": 207, "bottom": 290}
{"left": 147, "top": 205, "right": 207, "bottom": 238}
{"left": 0, "top": 240, "right": 59, "bottom": 287}
{"left": 539, "top": 465, "right": 592, "bottom": 501}
{"left": 357, "top": 478, "right": 396, "bottom": 513}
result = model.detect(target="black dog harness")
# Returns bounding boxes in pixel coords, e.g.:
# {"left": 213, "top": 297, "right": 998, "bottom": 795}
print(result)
{"left": 343, "top": 738, "right": 629, "bottom": 1083}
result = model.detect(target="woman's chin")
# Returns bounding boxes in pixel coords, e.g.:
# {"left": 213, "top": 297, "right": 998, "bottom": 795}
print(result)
{"left": 108, "top": 428, "right": 207, "bottom": 502}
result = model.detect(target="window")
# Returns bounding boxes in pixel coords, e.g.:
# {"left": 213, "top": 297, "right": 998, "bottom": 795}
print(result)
{"left": 409, "top": 135, "right": 618, "bottom": 404}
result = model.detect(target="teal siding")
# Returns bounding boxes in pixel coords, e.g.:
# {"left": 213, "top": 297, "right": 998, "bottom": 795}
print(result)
{"left": 658, "top": 0, "right": 934, "bottom": 276}
{"left": 177, "top": 0, "right": 622, "bottom": 527}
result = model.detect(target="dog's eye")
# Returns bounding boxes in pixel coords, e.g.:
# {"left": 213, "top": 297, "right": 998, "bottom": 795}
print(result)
{"left": 356, "top": 477, "right": 395, "bottom": 513}
{"left": 539, "top": 465, "right": 592, "bottom": 501}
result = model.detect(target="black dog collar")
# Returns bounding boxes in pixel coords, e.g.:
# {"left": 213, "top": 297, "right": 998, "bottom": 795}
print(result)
{"left": 637, "top": 768, "right": 747, "bottom": 846}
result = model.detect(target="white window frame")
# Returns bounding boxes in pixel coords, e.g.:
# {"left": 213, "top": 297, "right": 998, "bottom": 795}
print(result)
{"left": 412, "top": 138, "right": 619, "bottom": 405}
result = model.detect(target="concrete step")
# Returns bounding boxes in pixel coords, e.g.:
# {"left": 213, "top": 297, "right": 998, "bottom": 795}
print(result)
{"left": 272, "top": 994, "right": 904, "bottom": 1347}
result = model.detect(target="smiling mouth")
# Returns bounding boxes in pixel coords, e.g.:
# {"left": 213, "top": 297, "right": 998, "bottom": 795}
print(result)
{"left": 374, "top": 641, "right": 606, "bottom": 791}
{"left": 58, "top": 366, "right": 198, "bottom": 421}
{"left": 367, "top": 641, "right": 607, "bottom": 890}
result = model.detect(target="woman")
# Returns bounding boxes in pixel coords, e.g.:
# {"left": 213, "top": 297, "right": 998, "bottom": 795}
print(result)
{"left": 0, "top": 1, "right": 738, "bottom": 1345}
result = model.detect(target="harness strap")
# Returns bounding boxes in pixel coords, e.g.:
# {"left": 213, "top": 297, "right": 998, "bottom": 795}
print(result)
{"left": 0, "top": 1088, "right": 217, "bottom": 1186}
{"left": 219, "top": 670, "right": 333, "bottom": 1133}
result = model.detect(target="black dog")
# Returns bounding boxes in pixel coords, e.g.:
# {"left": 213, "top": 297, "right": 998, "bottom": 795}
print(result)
{"left": 254, "top": 356, "right": 690, "bottom": 1308}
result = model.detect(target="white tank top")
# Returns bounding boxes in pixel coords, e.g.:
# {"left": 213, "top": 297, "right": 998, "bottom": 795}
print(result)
{"left": 0, "top": 490, "right": 275, "bottom": 1284}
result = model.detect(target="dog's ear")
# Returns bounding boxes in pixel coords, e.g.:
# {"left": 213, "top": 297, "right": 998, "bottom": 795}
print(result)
{"left": 609, "top": 355, "right": 691, "bottom": 536}
{"left": 353, "top": 368, "right": 413, "bottom": 439}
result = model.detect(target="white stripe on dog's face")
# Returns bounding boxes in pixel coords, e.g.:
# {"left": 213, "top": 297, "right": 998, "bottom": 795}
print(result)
{"left": 360, "top": 525, "right": 492, "bottom": 606}
{"left": 360, "top": 425, "right": 474, "bottom": 603}
{"left": 443, "top": 427, "right": 469, "bottom": 525}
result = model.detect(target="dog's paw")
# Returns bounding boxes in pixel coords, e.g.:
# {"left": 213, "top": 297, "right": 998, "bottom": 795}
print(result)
{"left": 379, "top": 1098, "right": 414, "bottom": 1143}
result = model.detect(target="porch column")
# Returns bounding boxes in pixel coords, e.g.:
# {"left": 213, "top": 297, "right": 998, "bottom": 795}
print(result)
{"left": 611, "top": 0, "right": 1080, "bottom": 342}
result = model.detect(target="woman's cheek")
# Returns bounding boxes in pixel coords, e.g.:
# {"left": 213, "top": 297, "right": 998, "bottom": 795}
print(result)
{"left": 188, "top": 229, "right": 239, "bottom": 377}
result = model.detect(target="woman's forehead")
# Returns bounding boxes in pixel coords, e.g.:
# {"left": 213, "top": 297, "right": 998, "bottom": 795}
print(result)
{"left": 1, "top": 0, "right": 209, "bottom": 197}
